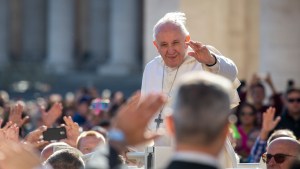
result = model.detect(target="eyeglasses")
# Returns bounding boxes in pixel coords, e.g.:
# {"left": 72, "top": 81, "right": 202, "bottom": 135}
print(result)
{"left": 287, "top": 98, "right": 300, "bottom": 103}
{"left": 262, "top": 153, "right": 296, "bottom": 164}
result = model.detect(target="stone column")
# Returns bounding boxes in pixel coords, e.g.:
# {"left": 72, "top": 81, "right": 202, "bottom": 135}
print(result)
{"left": 260, "top": 0, "right": 300, "bottom": 90}
{"left": 21, "top": 0, "right": 47, "bottom": 62}
{"left": 0, "top": 0, "right": 9, "bottom": 69}
{"left": 9, "top": 0, "right": 22, "bottom": 62}
{"left": 98, "top": 0, "right": 139, "bottom": 75}
{"left": 87, "top": 0, "right": 109, "bottom": 68}
{"left": 46, "top": 0, "right": 75, "bottom": 74}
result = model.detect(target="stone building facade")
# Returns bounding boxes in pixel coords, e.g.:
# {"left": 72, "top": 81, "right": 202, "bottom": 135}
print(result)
{"left": 1, "top": 0, "right": 300, "bottom": 95}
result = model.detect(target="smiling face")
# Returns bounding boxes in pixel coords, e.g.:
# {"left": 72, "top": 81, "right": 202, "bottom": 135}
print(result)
{"left": 153, "top": 23, "right": 190, "bottom": 68}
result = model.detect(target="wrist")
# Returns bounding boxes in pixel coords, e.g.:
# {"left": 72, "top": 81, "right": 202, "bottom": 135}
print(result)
{"left": 206, "top": 54, "right": 217, "bottom": 67}
{"left": 108, "top": 128, "right": 127, "bottom": 153}
{"left": 260, "top": 130, "right": 270, "bottom": 140}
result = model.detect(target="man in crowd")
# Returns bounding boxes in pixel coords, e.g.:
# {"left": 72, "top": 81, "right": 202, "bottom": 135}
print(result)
{"left": 263, "top": 137, "right": 300, "bottom": 169}
{"left": 275, "top": 88, "right": 300, "bottom": 138}
{"left": 163, "top": 71, "right": 234, "bottom": 169}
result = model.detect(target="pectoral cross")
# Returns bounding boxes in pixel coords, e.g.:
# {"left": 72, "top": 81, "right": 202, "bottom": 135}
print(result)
{"left": 154, "top": 113, "right": 163, "bottom": 131}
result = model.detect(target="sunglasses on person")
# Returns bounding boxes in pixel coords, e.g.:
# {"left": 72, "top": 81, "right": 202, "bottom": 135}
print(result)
{"left": 287, "top": 98, "right": 300, "bottom": 103}
{"left": 240, "top": 112, "right": 255, "bottom": 116}
{"left": 262, "top": 153, "right": 296, "bottom": 164}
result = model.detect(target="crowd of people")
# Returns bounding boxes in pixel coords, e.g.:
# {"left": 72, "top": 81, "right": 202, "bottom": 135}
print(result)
{"left": 0, "top": 12, "right": 300, "bottom": 169}
{"left": 1, "top": 73, "right": 299, "bottom": 169}
{"left": 233, "top": 73, "right": 300, "bottom": 164}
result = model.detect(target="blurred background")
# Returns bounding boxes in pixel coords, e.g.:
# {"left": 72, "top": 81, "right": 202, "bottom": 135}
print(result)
{"left": 0, "top": 0, "right": 299, "bottom": 100}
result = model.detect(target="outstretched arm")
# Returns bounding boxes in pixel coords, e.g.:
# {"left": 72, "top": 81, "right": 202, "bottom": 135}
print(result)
{"left": 187, "top": 40, "right": 238, "bottom": 82}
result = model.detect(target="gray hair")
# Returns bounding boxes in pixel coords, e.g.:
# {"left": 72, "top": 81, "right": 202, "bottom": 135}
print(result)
{"left": 172, "top": 71, "right": 232, "bottom": 146}
{"left": 153, "top": 12, "right": 189, "bottom": 40}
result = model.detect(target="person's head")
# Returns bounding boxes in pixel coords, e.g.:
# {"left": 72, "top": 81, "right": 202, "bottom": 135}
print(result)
{"left": 153, "top": 12, "right": 190, "bottom": 68}
{"left": 166, "top": 71, "right": 232, "bottom": 157}
{"left": 238, "top": 103, "right": 257, "bottom": 126}
{"left": 284, "top": 88, "right": 300, "bottom": 115}
{"left": 44, "top": 149, "right": 85, "bottom": 169}
{"left": 77, "top": 130, "right": 106, "bottom": 154}
{"left": 91, "top": 126, "right": 108, "bottom": 138}
{"left": 77, "top": 96, "right": 92, "bottom": 115}
{"left": 250, "top": 83, "right": 266, "bottom": 105}
{"left": 41, "top": 142, "right": 83, "bottom": 162}
{"left": 264, "top": 137, "right": 300, "bottom": 169}
{"left": 267, "top": 129, "right": 297, "bottom": 145}
{"left": 41, "top": 142, "right": 70, "bottom": 162}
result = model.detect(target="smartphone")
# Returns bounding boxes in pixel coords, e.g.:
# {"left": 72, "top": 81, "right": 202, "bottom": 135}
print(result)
{"left": 43, "top": 127, "right": 67, "bottom": 141}
{"left": 90, "top": 100, "right": 110, "bottom": 112}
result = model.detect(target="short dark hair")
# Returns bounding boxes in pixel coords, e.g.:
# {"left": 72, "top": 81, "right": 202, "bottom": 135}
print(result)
{"left": 45, "top": 150, "right": 84, "bottom": 169}
{"left": 285, "top": 88, "right": 300, "bottom": 98}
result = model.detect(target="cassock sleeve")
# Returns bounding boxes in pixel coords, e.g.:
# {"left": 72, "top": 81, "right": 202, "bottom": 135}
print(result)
{"left": 202, "top": 45, "right": 240, "bottom": 108}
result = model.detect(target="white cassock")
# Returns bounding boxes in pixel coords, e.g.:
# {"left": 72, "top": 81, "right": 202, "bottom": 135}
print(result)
{"left": 141, "top": 45, "right": 240, "bottom": 168}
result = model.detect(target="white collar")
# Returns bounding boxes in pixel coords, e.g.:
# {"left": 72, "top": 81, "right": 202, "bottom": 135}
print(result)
{"left": 172, "top": 151, "right": 220, "bottom": 168}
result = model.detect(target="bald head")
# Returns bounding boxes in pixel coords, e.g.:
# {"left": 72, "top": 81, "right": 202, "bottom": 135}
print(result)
{"left": 266, "top": 137, "right": 300, "bottom": 169}
{"left": 268, "top": 137, "right": 300, "bottom": 153}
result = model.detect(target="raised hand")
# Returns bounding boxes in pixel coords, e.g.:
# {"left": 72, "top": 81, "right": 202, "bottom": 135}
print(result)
{"left": 260, "top": 107, "right": 281, "bottom": 140}
{"left": 0, "top": 119, "right": 19, "bottom": 142}
{"left": 265, "top": 73, "right": 277, "bottom": 94}
{"left": 0, "top": 119, "right": 8, "bottom": 138}
{"left": 61, "top": 116, "right": 80, "bottom": 147}
{"left": 8, "top": 103, "right": 29, "bottom": 127}
{"left": 112, "top": 92, "right": 166, "bottom": 146}
{"left": 187, "top": 40, "right": 216, "bottom": 65}
{"left": 24, "top": 125, "right": 48, "bottom": 149}
{"left": 40, "top": 102, "right": 63, "bottom": 127}
{"left": 250, "top": 73, "right": 261, "bottom": 86}
{"left": 0, "top": 140, "right": 41, "bottom": 169}
{"left": 5, "top": 123, "right": 19, "bottom": 142}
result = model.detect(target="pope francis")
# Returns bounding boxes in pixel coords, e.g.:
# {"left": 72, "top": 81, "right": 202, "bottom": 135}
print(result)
{"left": 141, "top": 12, "right": 240, "bottom": 168}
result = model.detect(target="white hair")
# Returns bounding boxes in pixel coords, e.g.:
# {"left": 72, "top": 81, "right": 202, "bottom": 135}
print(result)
{"left": 153, "top": 12, "right": 189, "bottom": 40}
